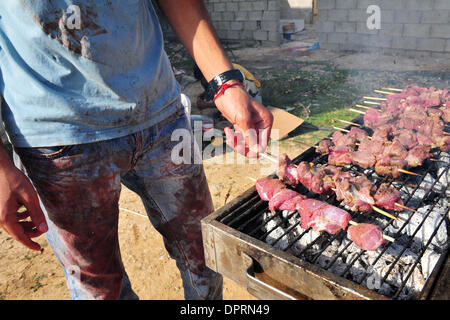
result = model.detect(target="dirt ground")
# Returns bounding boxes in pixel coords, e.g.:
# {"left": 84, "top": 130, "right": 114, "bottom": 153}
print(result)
{"left": 1, "top": 38, "right": 449, "bottom": 300}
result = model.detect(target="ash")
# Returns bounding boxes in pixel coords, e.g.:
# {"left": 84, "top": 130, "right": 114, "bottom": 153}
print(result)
{"left": 259, "top": 152, "right": 449, "bottom": 300}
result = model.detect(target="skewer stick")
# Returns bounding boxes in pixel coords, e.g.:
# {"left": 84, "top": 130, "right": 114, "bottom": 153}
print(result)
{"left": 371, "top": 206, "right": 399, "bottom": 221}
{"left": 348, "top": 220, "right": 395, "bottom": 242}
{"left": 333, "top": 126, "right": 349, "bottom": 133}
{"left": 394, "top": 203, "right": 417, "bottom": 213}
{"left": 355, "top": 104, "right": 380, "bottom": 111}
{"left": 382, "top": 87, "right": 403, "bottom": 92}
{"left": 258, "top": 152, "right": 278, "bottom": 164}
{"left": 398, "top": 168, "right": 422, "bottom": 177}
{"left": 363, "top": 96, "right": 387, "bottom": 101}
{"left": 349, "top": 108, "right": 366, "bottom": 115}
{"left": 374, "top": 90, "right": 396, "bottom": 95}
{"left": 364, "top": 101, "right": 381, "bottom": 106}
{"left": 336, "top": 119, "right": 361, "bottom": 127}
{"left": 246, "top": 177, "right": 395, "bottom": 242}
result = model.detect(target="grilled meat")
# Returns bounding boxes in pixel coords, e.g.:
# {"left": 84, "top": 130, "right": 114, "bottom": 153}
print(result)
{"left": 347, "top": 223, "right": 386, "bottom": 251}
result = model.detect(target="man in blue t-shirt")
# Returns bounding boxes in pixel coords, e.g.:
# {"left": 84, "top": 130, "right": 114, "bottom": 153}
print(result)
{"left": 0, "top": 1, "right": 273, "bottom": 299}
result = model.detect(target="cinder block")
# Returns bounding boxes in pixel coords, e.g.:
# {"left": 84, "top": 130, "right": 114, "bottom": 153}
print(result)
{"left": 217, "top": 21, "right": 230, "bottom": 30}
{"left": 249, "top": 11, "right": 263, "bottom": 21}
{"left": 356, "top": 22, "right": 379, "bottom": 35}
{"left": 240, "top": 30, "right": 253, "bottom": 41}
{"left": 222, "top": 11, "right": 235, "bottom": 21}
{"left": 235, "top": 11, "right": 248, "bottom": 21}
{"left": 317, "top": 20, "right": 335, "bottom": 33}
{"left": 380, "top": 10, "right": 394, "bottom": 23}
{"left": 261, "top": 20, "right": 279, "bottom": 32}
{"left": 416, "top": 38, "right": 446, "bottom": 52}
{"left": 446, "top": 39, "right": 450, "bottom": 52}
{"left": 404, "top": 50, "right": 431, "bottom": 58}
{"left": 336, "top": 0, "right": 357, "bottom": 9}
{"left": 214, "top": 3, "right": 226, "bottom": 12}
{"left": 391, "top": 36, "right": 417, "bottom": 50}
{"left": 262, "top": 10, "right": 280, "bottom": 21}
{"left": 327, "top": 32, "right": 348, "bottom": 43}
{"left": 378, "top": 0, "right": 405, "bottom": 10}
{"left": 422, "top": 10, "right": 449, "bottom": 24}
{"left": 244, "top": 21, "right": 258, "bottom": 31}
{"left": 230, "top": 21, "right": 244, "bottom": 31}
{"left": 252, "top": 0, "right": 268, "bottom": 11}
{"left": 348, "top": 9, "right": 367, "bottom": 22}
{"left": 238, "top": 2, "right": 252, "bottom": 11}
{"left": 435, "top": 0, "right": 450, "bottom": 10}
{"left": 226, "top": 2, "right": 238, "bottom": 12}
{"left": 268, "top": 31, "right": 281, "bottom": 43}
{"left": 327, "top": 9, "right": 348, "bottom": 21}
{"left": 431, "top": 52, "right": 450, "bottom": 59}
{"left": 227, "top": 30, "right": 241, "bottom": 40}
{"left": 395, "top": 10, "right": 422, "bottom": 24}
{"left": 403, "top": 23, "right": 431, "bottom": 37}
{"left": 379, "top": 23, "right": 404, "bottom": 37}
{"left": 253, "top": 30, "right": 268, "bottom": 41}
{"left": 267, "top": 0, "right": 279, "bottom": 10}
{"left": 430, "top": 24, "right": 450, "bottom": 38}
{"left": 356, "top": 0, "right": 374, "bottom": 9}
{"left": 334, "top": 21, "right": 357, "bottom": 33}
{"left": 317, "top": 0, "right": 336, "bottom": 10}
{"left": 209, "top": 11, "right": 222, "bottom": 21}
{"left": 366, "top": 34, "right": 392, "bottom": 48}
{"left": 403, "top": 0, "right": 432, "bottom": 11}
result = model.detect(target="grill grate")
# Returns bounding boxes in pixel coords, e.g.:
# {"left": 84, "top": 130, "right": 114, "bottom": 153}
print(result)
{"left": 216, "top": 115, "right": 450, "bottom": 300}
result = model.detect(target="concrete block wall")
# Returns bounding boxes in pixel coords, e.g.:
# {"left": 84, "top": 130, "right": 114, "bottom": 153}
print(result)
{"left": 317, "top": 0, "right": 450, "bottom": 58}
{"left": 204, "top": 0, "right": 281, "bottom": 46}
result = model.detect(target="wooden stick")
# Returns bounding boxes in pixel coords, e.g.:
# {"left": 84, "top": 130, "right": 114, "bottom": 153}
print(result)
{"left": 247, "top": 177, "right": 395, "bottom": 242}
{"left": 258, "top": 152, "right": 278, "bottom": 164}
{"left": 398, "top": 168, "right": 422, "bottom": 177}
{"left": 382, "top": 87, "right": 403, "bottom": 92}
{"left": 336, "top": 119, "right": 361, "bottom": 127}
{"left": 372, "top": 206, "right": 399, "bottom": 221}
{"left": 363, "top": 96, "right": 387, "bottom": 101}
{"left": 364, "top": 101, "right": 381, "bottom": 106}
{"left": 394, "top": 203, "right": 417, "bottom": 213}
{"left": 349, "top": 108, "right": 366, "bottom": 115}
{"left": 333, "top": 126, "right": 349, "bottom": 133}
{"left": 374, "top": 90, "right": 396, "bottom": 95}
{"left": 355, "top": 104, "right": 380, "bottom": 111}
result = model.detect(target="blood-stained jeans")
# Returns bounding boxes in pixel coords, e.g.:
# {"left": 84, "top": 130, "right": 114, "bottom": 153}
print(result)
{"left": 12, "top": 108, "right": 223, "bottom": 300}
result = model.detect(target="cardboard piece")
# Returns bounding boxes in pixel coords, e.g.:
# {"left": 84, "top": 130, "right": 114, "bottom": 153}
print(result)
{"left": 268, "top": 107, "right": 304, "bottom": 141}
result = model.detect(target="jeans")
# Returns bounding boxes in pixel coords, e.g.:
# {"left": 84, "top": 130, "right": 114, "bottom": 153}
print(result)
{"left": 13, "top": 108, "right": 223, "bottom": 300}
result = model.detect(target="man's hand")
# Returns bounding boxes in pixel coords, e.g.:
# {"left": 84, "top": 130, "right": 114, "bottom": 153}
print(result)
{"left": 0, "top": 150, "right": 48, "bottom": 251}
{"left": 214, "top": 84, "right": 273, "bottom": 158}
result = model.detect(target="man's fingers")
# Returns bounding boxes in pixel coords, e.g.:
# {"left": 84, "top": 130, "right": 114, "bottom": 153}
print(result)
{"left": 16, "top": 210, "right": 31, "bottom": 220}
{"left": 19, "top": 221, "right": 45, "bottom": 238}
{"left": 17, "top": 184, "right": 48, "bottom": 233}
{"left": 4, "top": 222, "right": 42, "bottom": 251}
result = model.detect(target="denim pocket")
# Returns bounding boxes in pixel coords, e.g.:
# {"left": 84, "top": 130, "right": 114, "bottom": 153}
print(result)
{"left": 16, "top": 145, "right": 73, "bottom": 160}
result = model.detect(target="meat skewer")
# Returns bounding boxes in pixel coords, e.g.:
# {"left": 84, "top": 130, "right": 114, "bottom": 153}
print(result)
{"left": 260, "top": 151, "right": 414, "bottom": 217}
{"left": 317, "top": 128, "right": 425, "bottom": 178}
{"left": 252, "top": 177, "right": 393, "bottom": 250}
{"left": 276, "top": 154, "right": 403, "bottom": 220}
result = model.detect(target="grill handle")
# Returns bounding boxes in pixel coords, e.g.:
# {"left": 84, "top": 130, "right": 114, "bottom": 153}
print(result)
{"left": 244, "top": 254, "right": 299, "bottom": 300}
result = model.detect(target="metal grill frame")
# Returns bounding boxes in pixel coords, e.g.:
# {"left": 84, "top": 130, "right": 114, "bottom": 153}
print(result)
{"left": 201, "top": 114, "right": 450, "bottom": 300}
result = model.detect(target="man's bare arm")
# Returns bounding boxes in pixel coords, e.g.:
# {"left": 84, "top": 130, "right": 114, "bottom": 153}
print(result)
{"left": 0, "top": 143, "right": 47, "bottom": 251}
{"left": 157, "top": 0, "right": 273, "bottom": 157}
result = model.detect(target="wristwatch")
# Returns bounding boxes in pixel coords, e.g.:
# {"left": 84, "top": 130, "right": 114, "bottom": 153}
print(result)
{"left": 205, "top": 69, "right": 245, "bottom": 101}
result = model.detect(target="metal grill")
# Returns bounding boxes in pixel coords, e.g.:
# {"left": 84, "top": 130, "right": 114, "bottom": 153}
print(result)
{"left": 212, "top": 115, "right": 449, "bottom": 300}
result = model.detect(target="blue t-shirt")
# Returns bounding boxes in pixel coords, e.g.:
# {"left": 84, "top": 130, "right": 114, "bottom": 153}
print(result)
{"left": 0, "top": 0, "right": 180, "bottom": 147}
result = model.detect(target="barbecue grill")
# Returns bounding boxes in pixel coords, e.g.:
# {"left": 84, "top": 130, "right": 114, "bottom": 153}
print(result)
{"left": 201, "top": 114, "right": 449, "bottom": 300}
